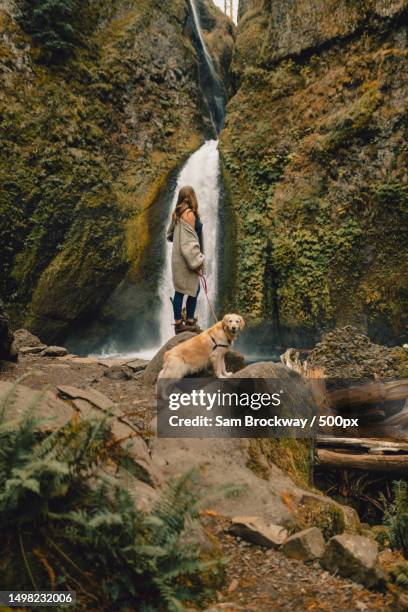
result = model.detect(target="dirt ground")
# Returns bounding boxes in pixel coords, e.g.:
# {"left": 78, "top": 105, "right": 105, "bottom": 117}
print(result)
{"left": 0, "top": 354, "right": 398, "bottom": 612}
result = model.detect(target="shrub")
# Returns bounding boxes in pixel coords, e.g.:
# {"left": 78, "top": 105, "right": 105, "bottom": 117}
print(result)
{"left": 384, "top": 480, "right": 408, "bottom": 558}
{"left": 0, "top": 383, "right": 222, "bottom": 610}
{"left": 16, "top": 0, "right": 86, "bottom": 63}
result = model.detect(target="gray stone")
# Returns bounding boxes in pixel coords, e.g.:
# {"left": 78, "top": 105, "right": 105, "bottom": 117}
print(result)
{"left": 126, "top": 358, "right": 149, "bottom": 373}
{"left": 11, "top": 328, "right": 43, "bottom": 351}
{"left": 282, "top": 527, "right": 325, "bottom": 560}
{"left": 321, "top": 534, "right": 381, "bottom": 587}
{"left": 57, "top": 385, "right": 115, "bottom": 412}
{"left": 19, "top": 345, "right": 47, "bottom": 355}
{"left": 142, "top": 331, "right": 197, "bottom": 385}
{"left": 41, "top": 345, "right": 68, "bottom": 357}
{"left": 229, "top": 516, "right": 288, "bottom": 548}
{"left": 232, "top": 361, "right": 286, "bottom": 378}
{"left": 103, "top": 365, "right": 132, "bottom": 380}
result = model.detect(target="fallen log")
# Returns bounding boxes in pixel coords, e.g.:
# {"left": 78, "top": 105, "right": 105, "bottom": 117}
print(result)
{"left": 317, "top": 436, "right": 408, "bottom": 454}
{"left": 327, "top": 379, "right": 408, "bottom": 409}
{"left": 317, "top": 449, "right": 408, "bottom": 473}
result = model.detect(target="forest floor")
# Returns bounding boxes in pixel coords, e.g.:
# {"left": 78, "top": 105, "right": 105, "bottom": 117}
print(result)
{"left": 0, "top": 354, "right": 397, "bottom": 612}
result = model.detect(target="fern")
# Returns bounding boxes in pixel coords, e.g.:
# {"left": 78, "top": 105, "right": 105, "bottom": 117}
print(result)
{"left": 0, "top": 386, "right": 223, "bottom": 609}
{"left": 384, "top": 480, "right": 408, "bottom": 557}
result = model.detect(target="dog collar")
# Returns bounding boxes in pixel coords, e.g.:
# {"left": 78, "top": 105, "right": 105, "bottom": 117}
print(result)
{"left": 210, "top": 335, "right": 230, "bottom": 351}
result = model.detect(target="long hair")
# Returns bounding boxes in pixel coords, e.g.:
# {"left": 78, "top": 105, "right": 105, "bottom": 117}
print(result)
{"left": 172, "top": 186, "right": 199, "bottom": 223}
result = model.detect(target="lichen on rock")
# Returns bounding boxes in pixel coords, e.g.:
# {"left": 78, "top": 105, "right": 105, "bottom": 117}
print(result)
{"left": 221, "top": 0, "right": 408, "bottom": 346}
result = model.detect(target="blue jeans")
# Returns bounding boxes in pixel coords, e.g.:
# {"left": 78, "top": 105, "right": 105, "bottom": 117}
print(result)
{"left": 173, "top": 285, "right": 200, "bottom": 320}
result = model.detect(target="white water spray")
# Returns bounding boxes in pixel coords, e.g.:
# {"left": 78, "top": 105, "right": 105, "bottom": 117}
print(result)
{"left": 158, "top": 140, "right": 221, "bottom": 344}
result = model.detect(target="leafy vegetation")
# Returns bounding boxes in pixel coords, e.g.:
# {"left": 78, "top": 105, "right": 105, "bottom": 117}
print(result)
{"left": 0, "top": 384, "right": 223, "bottom": 610}
{"left": 384, "top": 481, "right": 408, "bottom": 559}
{"left": 221, "top": 13, "right": 408, "bottom": 343}
{"left": 16, "top": 0, "right": 87, "bottom": 62}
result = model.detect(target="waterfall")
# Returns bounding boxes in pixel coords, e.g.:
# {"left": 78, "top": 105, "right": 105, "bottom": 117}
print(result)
{"left": 85, "top": 0, "right": 224, "bottom": 359}
{"left": 189, "top": 0, "right": 225, "bottom": 132}
{"left": 156, "top": 4, "right": 224, "bottom": 345}
{"left": 189, "top": 0, "right": 218, "bottom": 81}
{"left": 158, "top": 140, "right": 220, "bottom": 345}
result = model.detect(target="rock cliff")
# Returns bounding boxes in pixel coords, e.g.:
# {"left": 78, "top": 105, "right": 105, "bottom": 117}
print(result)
{"left": 0, "top": 0, "right": 232, "bottom": 343}
{"left": 221, "top": 0, "right": 408, "bottom": 347}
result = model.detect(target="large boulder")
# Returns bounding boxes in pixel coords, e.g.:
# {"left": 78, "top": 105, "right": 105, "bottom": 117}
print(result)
{"left": 11, "top": 328, "right": 43, "bottom": 352}
{"left": 321, "top": 534, "right": 381, "bottom": 588}
{"left": 56, "top": 384, "right": 162, "bottom": 487}
{"left": 142, "top": 332, "right": 197, "bottom": 385}
{"left": 229, "top": 516, "right": 288, "bottom": 548}
{"left": 0, "top": 305, "right": 17, "bottom": 361}
{"left": 0, "top": 381, "right": 73, "bottom": 430}
{"left": 151, "top": 435, "right": 359, "bottom": 532}
{"left": 233, "top": 361, "right": 283, "bottom": 378}
{"left": 282, "top": 527, "right": 325, "bottom": 561}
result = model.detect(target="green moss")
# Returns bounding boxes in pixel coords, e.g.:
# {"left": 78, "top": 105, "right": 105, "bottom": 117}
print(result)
{"left": 221, "top": 22, "right": 408, "bottom": 341}
{"left": 295, "top": 499, "right": 346, "bottom": 539}
{"left": 0, "top": 1, "right": 208, "bottom": 339}
{"left": 247, "top": 438, "right": 312, "bottom": 488}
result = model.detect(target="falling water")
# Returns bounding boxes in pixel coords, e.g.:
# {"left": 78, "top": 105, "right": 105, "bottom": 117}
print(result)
{"left": 189, "top": 0, "right": 218, "bottom": 80}
{"left": 156, "top": 3, "right": 224, "bottom": 345}
{"left": 82, "top": 0, "right": 224, "bottom": 358}
{"left": 158, "top": 140, "right": 221, "bottom": 345}
{"left": 189, "top": 0, "right": 225, "bottom": 131}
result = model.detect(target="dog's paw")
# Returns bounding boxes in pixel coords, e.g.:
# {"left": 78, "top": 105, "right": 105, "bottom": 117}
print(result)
{"left": 225, "top": 371, "right": 233, "bottom": 377}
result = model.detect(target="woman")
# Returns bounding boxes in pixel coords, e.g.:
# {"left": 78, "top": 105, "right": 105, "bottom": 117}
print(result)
{"left": 167, "top": 185, "right": 204, "bottom": 334}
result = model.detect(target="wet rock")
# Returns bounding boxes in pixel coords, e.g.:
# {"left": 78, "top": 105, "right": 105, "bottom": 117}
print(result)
{"left": 282, "top": 527, "right": 325, "bottom": 561}
{"left": 229, "top": 516, "right": 288, "bottom": 548}
{"left": 11, "top": 328, "right": 43, "bottom": 352}
{"left": 0, "top": 381, "right": 73, "bottom": 430}
{"left": 142, "top": 331, "right": 197, "bottom": 385}
{"left": 321, "top": 534, "right": 381, "bottom": 588}
{"left": 41, "top": 345, "right": 68, "bottom": 357}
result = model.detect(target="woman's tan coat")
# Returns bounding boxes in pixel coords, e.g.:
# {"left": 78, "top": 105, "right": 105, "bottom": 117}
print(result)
{"left": 167, "top": 219, "right": 204, "bottom": 296}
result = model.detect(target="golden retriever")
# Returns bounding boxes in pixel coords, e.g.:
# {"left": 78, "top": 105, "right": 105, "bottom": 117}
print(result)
{"left": 158, "top": 314, "right": 245, "bottom": 379}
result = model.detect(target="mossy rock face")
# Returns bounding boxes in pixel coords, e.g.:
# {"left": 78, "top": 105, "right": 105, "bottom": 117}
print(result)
{"left": 247, "top": 438, "right": 312, "bottom": 488}
{"left": 221, "top": 1, "right": 408, "bottom": 345}
{"left": 0, "top": 0, "right": 229, "bottom": 342}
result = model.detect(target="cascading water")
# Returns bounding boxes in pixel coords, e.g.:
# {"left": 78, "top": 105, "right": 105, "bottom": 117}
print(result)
{"left": 157, "top": 1, "right": 224, "bottom": 345}
{"left": 158, "top": 140, "right": 220, "bottom": 344}
{"left": 81, "top": 0, "right": 225, "bottom": 358}
{"left": 189, "top": 0, "right": 225, "bottom": 132}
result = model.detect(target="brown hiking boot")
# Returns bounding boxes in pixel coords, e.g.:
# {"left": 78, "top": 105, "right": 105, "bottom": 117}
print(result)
{"left": 174, "top": 321, "right": 186, "bottom": 335}
{"left": 184, "top": 319, "right": 203, "bottom": 333}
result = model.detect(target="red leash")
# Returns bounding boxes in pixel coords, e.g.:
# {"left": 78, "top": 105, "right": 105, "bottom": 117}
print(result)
{"left": 198, "top": 272, "right": 218, "bottom": 324}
